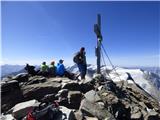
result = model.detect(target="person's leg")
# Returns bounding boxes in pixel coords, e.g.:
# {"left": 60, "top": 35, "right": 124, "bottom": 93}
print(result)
{"left": 81, "top": 64, "right": 87, "bottom": 79}
{"left": 78, "top": 64, "right": 83, "bottom": 79}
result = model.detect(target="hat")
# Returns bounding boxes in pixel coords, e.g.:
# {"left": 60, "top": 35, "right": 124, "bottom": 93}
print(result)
{"left": 80, "top": 47, "right": 85, "bottom": 52}
{"left": 51, "top": 61, "right": 55, "bottom": 65}
{"left": 59, "top": 59, "right": 64, "bottom": 63}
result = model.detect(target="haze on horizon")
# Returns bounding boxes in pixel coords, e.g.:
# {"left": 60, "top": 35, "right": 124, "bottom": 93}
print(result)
{"left": 1, "top": 1, "right": 159, "bottom": 67}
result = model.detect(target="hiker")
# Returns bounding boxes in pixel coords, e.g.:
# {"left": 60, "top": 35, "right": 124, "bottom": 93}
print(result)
{"left": 48, "top": 61, "right": 56, "bottom": 77}
{"left": 73, "top": 47, "right": 87, "bottom": 80}
{"left": 24, "top": 63, "right": 38, "bottom": 76}
{"left": 56, "top": 59, "right": 65, "bottom": 77}
{"left": 39, "top": 62, "right": 49, "bottom": 77}
{"left": 56, "top": 59, "right": 75, "bottom": 80}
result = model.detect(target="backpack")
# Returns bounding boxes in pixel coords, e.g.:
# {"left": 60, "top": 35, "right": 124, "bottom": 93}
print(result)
{"left": 26, "top": 101, "right": 63, "bottom": 120}
{"left": 73, "top": 52, "right": 81, "bottom": 64}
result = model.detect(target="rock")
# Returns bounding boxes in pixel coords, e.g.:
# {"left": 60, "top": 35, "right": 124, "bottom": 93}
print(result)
{"left": 48, "top": 77, "right": 63, "bottom": 83}
{"left": 101, "top": 93, "right": 119, "bottom": 105}
{"left": 80, "top": 99, "right": 115, "bottom": 120}
{"left": 1, "top": 80, "right": 19, "bottom": 94}
{"left": 84, "top": 90, "right": 101, "bottom": 103}
{"left": 99, "top": 91, "right": 131, "bottom": 119}
{"left": 62, "top": 82, "right": 81, "bottom": 91}
{"left": 22, "top": 82, "right": 61, "bottom": 100}
{"left": 131, "top": 111, "right": 142, "bottom": 120}
{"left": 57, "top": 89, "right": 69, "bottom": 98}
{"left": 98, "top": 85, "right": 103, "bottom": 91}
{"left": 84, "top": 116, "right": 98, "bottom": 120}
{"left": 41, "top": 93, "right": 58, "bottom": 103}
{"left": 56, "top": 89, "right": 69, "bottom": 107}
{"left": 1, "top": 80, "right": 24, "bottom": 113}
{"left": 68, "top": 91, "right": 83, "bottom": 109}
{"left": 12, "top": 99, "right": 40, "bottom": 119}
{"left": 12, "top": 73, "right": 28, "bottom": 83}
{"left": 93, "top": 74, "right": 105, "bottom": 83}
{"left": 26, "top": 76, "right": 46, "bottom": 85}
{"left": 104, "top": 80, "right": 117, "bottom": 93}
{"left": 74, "top": 110, "right": 83, "bottom": 120}
{"left": 60, "top": 106, "right": 75, "bottom": 120}
{"left": 1, "top": 77, "right": 12, "bottom": 82}
{"left": 146, "top": 111, "right": 159, "bottom": 120}
{"left": 0, "top": 114, "right": 15, "bottom": 120}
{"left": 79, "top": 82, "right": 94, "bottom": 93}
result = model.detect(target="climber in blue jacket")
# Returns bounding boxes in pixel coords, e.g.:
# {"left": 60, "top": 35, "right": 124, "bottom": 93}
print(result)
{"left": 56, "top": 59, "right": 65, "bottom": 76}
{"left": 56, "top": 59, "right": 76, "bottom": 80}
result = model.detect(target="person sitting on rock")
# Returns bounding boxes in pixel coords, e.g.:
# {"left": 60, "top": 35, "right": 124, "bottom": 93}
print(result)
{"left": 48, "top": 61, "right": 57, "bottom": 77}
{"left": 40, "top": 61, "right": 49, "bottom": 77}
{"left": 56, "top": 59, "right": 65, "bottom": 77}
{"left": 24, "top": 63, "right": 38, "bottom": 76}
{"left": 56, "top": 59, "right": 75, "bottom": 80}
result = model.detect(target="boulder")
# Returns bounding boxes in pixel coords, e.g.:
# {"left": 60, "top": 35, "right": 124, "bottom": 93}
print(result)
{"left": 1, "top": 80, "right": 24, "bottom": 113}
{"left": 12, "top": 99, "right": 40, "bottom": 119}
{"left": 80, "top": 99, "right": 115, "bottom": 120}
{"left": 68, "top": 91, "right": 83, "bottom": 109}
{"left": 146, "top": 111, "right": 159, "bottom": 120}
{"left": 84, "top": 90, "right": 101, "bottom": 103}
{"left": 99, "top": 91, "right": 131, "bottom": 119}
{"left": 74, "top": 110, "right": 83, "bottom": 120}
{"left": 62, "top": 82, "right": 81, "bottom": 91}
{"left": 131, "top": 111, "right": 142, "bottom": 120}
{"left": 22, "top": 82, "right": 61, "bottom": 100}
{"left": 79, "top": 82, "right": 94, "bottom": 93}
{"left": 26, "top": 76, "right": 46, "bottom": 85}
{"left": 1, "top": 80, "right": 19, "bottom": 94}
{"left": 57, "top": 89, "right": 69, "bottom": 98}
{"left": 12, "top": 73, "right": 28, "bottom": 83}
{"left": 60, "top": 106, "right": 75, "bottom": 120}
{"left": 0, "top": 114, "right": 15, "bottom": 120}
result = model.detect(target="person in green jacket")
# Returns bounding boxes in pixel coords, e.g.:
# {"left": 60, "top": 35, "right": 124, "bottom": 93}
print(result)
{"left": 40, "top": 61, "right": 49, "bottom": 77}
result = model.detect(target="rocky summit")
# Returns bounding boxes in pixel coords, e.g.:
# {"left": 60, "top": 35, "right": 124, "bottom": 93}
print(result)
{"left": 1, "top": 72, "right": 160, "bottom": 120}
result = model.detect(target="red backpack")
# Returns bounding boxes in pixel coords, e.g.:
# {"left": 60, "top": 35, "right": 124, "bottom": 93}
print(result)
{"left": 26, "top": 111, "right": 36, "bottom": 120}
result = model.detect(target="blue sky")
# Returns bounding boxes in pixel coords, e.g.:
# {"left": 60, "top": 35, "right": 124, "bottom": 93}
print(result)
{"left": 1, "top": 1, "right": 160, "bottom": 67}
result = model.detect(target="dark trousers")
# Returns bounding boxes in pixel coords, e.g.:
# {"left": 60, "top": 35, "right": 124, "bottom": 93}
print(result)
{"left": 77, "top": 64, "right": 87, "bottom": 79}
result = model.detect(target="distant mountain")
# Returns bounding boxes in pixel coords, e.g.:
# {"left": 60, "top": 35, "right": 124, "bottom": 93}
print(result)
{"left": 1, "top": 65, "right": 25, "bottom": 78}
{"left": 1, "top": 64, "right": 41, "bottom": 78}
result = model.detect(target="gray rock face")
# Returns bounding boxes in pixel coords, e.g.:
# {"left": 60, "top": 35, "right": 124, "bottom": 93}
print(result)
{"left": 68, "top": 91, "right": 83, "bottom": 109}
{"left": 1, "top": 80, "right": 24, "bottom": 113}
{"left": 62, "top": 82, "right": 81, "bottom": 91}
{"left": 12, "top": 73, "right": 28, "bottom": 83}
{"left": 22, "top": 82, "right": 61, "bottom": 100}
{"left": 57, "top": 89, "right": 69, "bottom": 98}
{"left": 146, "top": 111, "right": 159, "bottom": 120}
{"left": 79, "top": 82, "right": 94, "bottom": 93}
{"left": 84, "top": 90, "right": 101, "bottom": 103}
{"left": 26, "top": 76, "right": 46, "bottom": 85}
{"left": 1, "top": 80, "right": 19, "bottom": 93}
{"left": 80, "top": 98, "right": 115, "bottom": 120}
{"left": 59, "top": 106, "right": 75, "bottom": 120}
{"left": 12, "top": 99, "right": 40, "bottom": 119}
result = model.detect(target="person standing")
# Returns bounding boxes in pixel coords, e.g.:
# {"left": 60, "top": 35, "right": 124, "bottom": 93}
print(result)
{"left": 73, "top": 47, "right": 87, "bottom": 80}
